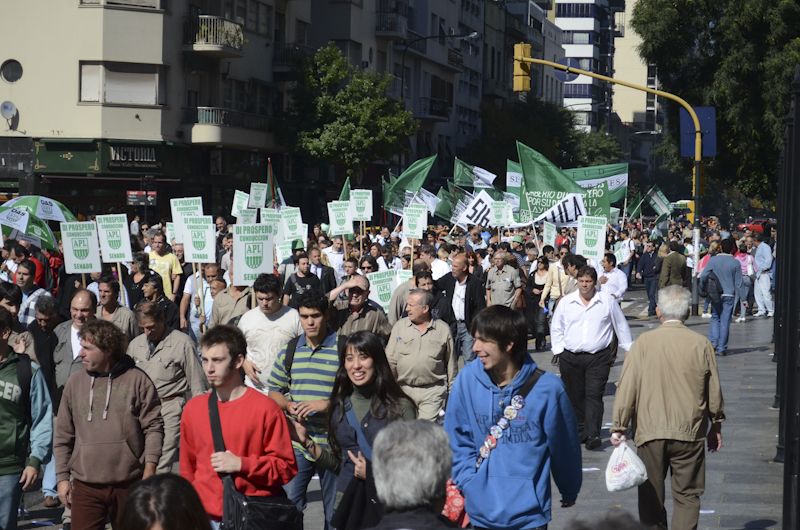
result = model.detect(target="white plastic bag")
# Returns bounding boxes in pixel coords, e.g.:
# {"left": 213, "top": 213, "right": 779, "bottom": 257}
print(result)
{"left": 605, "top": 442, "right": 648, "bottom": 492}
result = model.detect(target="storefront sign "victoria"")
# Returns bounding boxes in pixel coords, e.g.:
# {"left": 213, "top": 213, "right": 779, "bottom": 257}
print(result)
{"left": 107, "top": 145, "right": 160, "bottom": 170}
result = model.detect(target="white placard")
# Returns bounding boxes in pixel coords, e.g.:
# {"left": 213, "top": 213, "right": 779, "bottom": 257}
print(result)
{"left": 327, "top": 201, "right": 354, "bottom": 236}
{"left": 455, "top": 190, "right": 494, "bottom": 229}
{"left": 576, "top": 216, "right": 607, "bottom": 260}
{"left": 276, "top": 241, "right": 295, "bottom": 264}
{"left": 280, "top": 207, "right": 305, "bottom": 241}
{"left": 96, "top": 214, "right": 132, "bottom": 263}
{"left": 237, "top": 209, "right": 258, "bottom": 225}
{"left": 170, "top": 197, "right": 203, "bottom": 220}
{"left": 61, "top": 221, "right": 102, "bottom": 274}
{"left": 248, "top": 183, "right": 269, "bottom": 209}
{"left": 489, "top": 201, "right": 513, "bottom": 227}
{"left": 259, "top": 208, "right": 285, "bottom": 245}
{"left": 350, "top": 190, "right": 373, "bottom": 222}
{"left": 403, "top": 204, "right": 428, "bottom": 239}
{"left": 181, "top": 215, "right": 216, "bottom": 263}
{"left": 166, "top": 222, "right": 179, "bottom": 244}
{"left": 231, "top": 190, "right": 249, "bottom": 218}
{"left": 367, "top": 270, "right": 397, "bottom": 314}
{"left": 543, "top": 221, "right": 557, "bottom": 248}
{"left": 233, "top": 224, "right": 275, "bottom": 286}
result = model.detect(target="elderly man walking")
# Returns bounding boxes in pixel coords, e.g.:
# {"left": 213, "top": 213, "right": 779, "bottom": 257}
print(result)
{"left": 485, "top": 251, "right": 522, "bottom": 309}
{"left": 611, "top": 285, "right": 724, "bottom": 530}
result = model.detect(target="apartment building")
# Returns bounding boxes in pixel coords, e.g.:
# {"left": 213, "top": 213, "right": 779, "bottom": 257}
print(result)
{"left": 0, "top": 0, "right": 306, "bottom": 219}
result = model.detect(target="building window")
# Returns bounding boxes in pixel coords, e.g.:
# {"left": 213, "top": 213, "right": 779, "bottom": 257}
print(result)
{"left": 295, "top": 20, "right": 309, "bottom": 44}
{"left": 1, "top": 60, "right": 22, "bottom": 83}
{"left": 562, "top": 31, "right": 594, "bottom": 45}
{"left": 577, "top": 58, "right": 593, "bottom": 72}
{"left": 224, "top": 0, "right": 271, "bottom": 35}
{"left": 80, "top": 62, "right": 166, "bottom": 105}
{"left": 555, "top": 3, "right": 595, "bottom": 18}
{"left": 564, "top": 83, "right": 595, "bottom": 99}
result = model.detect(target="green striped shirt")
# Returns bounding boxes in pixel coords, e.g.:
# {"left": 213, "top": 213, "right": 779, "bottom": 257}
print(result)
{"left": 268, "top": 330, "right": 340, "bottom": 458}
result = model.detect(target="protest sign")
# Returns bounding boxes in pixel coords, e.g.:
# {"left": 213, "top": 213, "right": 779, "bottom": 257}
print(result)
{"left": 403, "top": 204, "right": 429, "bottom": 239}
{"left": 231, "top": 190, "right": 249, "bottom": 218}
{"left": 543, "top": 221, "right": 557, "bottom": 248}
{"left": 259, "top": 208, "right": 285, "bottom": 245}
{"left": 237, "top": 209, "right": 258, "bottom": 225}
{"left": 456, "top": 190, "right": 494, "bottom": 229}
{"left": 350, "top": 190, "right": 373, "bottom": 222}
{"left": 249, "top": 183, "right": 269, "bottom": 209}
{"left": 327, "top": 201, "right": 354, "bottom": 236}
{"left": 61, "top": 221, "right": 101, "bottom": 274}
{"left": 276, "top": 241, "right": 295, "bottom": 264}
{"left": 609, "top": 207, "right": 620, "bottom": 225}
{"left": 490, "top": 201, "right": 513, "bottom": 227}
{"left": 233, "top": 224, "right": 275, "bottom": 286}
{"left": 576, "top": 216, "right": 607, "bottom": 260}
{"left": 170, "top": 197, "right": 203, "bottom": 220}
{"left": 614, "top": 247, "right": 626, "bottom": 266}
{"left": 367, "top": 270, "right": 396, "bottom": 313}
{"left": 181, "top": 216, "right": 216, "bottom": 263}
{"left": 531, "top": 194, "right": 587, "bottom": 227}
{"left": 584, "top": 182, "right": 611, "bottom": 220}
{"left": 96, "top": 214, "right": 132, "bottom": 263}
{"left": 280, "top": 207, "right": 305, "bottom": 241}
{"left": 166, "top": 222, "right": 179, "bottom": 244}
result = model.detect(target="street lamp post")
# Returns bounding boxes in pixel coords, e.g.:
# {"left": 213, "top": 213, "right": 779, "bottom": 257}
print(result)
{"left": 396, "top": 31, "right": 479, "bottom": 174}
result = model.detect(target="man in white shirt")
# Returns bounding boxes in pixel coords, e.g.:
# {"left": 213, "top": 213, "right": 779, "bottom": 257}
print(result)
{"left": 377, "top": 244, "right": 402, "bottom": 272}
{"left": 419, "top": 244, "right": 450, "bottom": 280}
{"left": 598, "top": 253, "right": 627, "bottom": 302}
{"left": 322, "top": 236, "right": 346, "bottom": 281}
{"left": 617, "top": 230, "right": 635, "bottom": 286}
{"left": 550, "top": 265, "right": 632, "bottom": 451}
{"left": 238, "top": 273, "right": 303, "bottom": 394}
{"left": 180, "top": 263, "right": 218, "bottom": 347}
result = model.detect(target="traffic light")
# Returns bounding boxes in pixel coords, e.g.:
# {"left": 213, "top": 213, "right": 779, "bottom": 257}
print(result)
{"left": 686, "top": 200, "right": 695, "bottom": 224}
{"left": 513, "top": 43, "right": 531, "bottom": 92}
{"left": 692, "top": 164, "right": 706, "bottom": 197}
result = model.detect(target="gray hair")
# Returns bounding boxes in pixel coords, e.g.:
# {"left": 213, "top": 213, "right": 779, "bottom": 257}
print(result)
{"left": 35, "top": 294, "right": 60, "bottom": 316}
{"left": 145, "top": 228, "right": 160, "bottom": 240}
{"left": 409, "top": 288, "right": 434, "bottom": 311}
{"left": 494, "top": 251, "right": 508, "bottom": 264}
{"left": 372, "top": 420, "right": 452, "bottom": 511}
{"left": 657, "top": 285, "right": 691, "bottom": 321}
{"left": 132, "top": 252, "right": 150, "bottom": 273}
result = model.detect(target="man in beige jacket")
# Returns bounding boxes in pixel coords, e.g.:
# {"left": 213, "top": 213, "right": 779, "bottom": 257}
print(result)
{"left": 611, "top": 285, "right": 724, "bottom": 530}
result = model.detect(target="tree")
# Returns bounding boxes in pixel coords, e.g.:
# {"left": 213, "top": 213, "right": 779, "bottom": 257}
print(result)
{"left": 283, "top": 43, "right": 419, "bottom": 178}
{"left": 571, "top": 127, "right": 626, "bottom": 167}
{"left": 631, "top": 0, "right": 800, "bottom": 199}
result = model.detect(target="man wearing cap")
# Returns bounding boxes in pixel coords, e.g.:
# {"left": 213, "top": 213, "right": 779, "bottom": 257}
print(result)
{"left": 322, "top": 236, "right": 346, "bottom": 281}
{"left": 509, "top": 236, "right": 527, "bottom": 268}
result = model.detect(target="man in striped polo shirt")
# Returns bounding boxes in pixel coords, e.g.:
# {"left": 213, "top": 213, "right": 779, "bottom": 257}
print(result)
{"left": 268, "top": 290, "right": 340, "bottom": 529}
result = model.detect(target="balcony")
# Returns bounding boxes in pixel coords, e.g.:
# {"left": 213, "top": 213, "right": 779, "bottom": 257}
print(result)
{"left": 273, "top": 42, "right": 316, "bottom": 71}
{"left": 182, "top": 107, "right": 278, "bottom": 150}
{"left": 482, "top": 78, "right": 508, "bottom": 99}
{"left": 183, "top": 16, "right": 245, "bottom": 59}
{"left": 376, "top": 13, "right": 408, "bottom": 40}
{"left": 447, "top": 49, "right": 464, "bottom": 71}
{"left": 397, "top": 29, "right": 427, "bottom": 54}
{"left": 415, "top": 98, "right": 450, "bottom": 121}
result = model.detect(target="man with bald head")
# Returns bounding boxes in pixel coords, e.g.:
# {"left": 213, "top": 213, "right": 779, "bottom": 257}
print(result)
{"left": 53, "top": 290, "right": 98, "bottom": 409}
{"left": 328, "top": 274, "right": 392, "bottom": 340}
{"left": 436, "top": 254, "right": 486, "bottom": 363}
{"left": 486, "top": 251, "right": 522, "bottom": 309}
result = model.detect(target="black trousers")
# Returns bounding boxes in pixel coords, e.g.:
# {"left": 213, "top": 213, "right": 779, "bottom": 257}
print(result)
{"left": 559, "top": 342, "right": 616, "bottom": 440}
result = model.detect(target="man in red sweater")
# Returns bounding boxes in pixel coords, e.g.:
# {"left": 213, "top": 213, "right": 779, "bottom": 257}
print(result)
{"left": 179, "top": 325, "right": 297, "bottom": 526}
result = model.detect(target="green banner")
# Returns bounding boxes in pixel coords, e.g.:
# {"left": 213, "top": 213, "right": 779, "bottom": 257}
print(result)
{"left": 563, "top": 163, "right": 628, "bottom": 203}
{"left": 584, "top": 182, "right": 611, "bottom": 219}
{"left": 516, "top": 141, "right": 586, "bottom": 223}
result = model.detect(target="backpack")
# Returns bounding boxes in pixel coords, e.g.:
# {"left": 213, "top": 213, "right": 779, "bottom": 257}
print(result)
{"left": 700, "top": 270, "right": 724, "bottom": 304}
{"left": 282, "top": 335, "right": 346, "bottom": 390}
{"left": 16, "top": 354, "right": 33, "bottom": 427}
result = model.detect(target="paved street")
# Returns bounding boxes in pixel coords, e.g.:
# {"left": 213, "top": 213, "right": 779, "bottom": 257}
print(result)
{"left": 18, "top": 283, "right": 782, "bottom": 530}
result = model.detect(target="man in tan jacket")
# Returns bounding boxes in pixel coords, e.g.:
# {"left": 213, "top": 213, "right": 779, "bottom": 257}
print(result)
{"left": 611, "top": 285, "right": 724, "bottom": 530}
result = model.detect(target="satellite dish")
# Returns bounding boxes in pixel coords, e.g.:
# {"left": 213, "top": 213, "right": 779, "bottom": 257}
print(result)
{"left": 1, "top": 101, "right": 17, "bottom": 120}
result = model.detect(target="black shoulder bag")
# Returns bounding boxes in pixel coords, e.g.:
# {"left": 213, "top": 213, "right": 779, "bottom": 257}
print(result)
{"left": 208, "top": 390, "right": 302, "bottom": 530}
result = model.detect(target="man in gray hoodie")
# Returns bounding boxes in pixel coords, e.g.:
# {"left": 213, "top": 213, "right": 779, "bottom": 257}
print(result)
{"left": 54, "top": 320, "right": 163, "bottom": 530}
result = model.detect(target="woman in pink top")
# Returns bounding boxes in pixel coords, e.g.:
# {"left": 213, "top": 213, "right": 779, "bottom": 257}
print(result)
{"left": 733, "top": 241, "right": 756, "bottom": 322}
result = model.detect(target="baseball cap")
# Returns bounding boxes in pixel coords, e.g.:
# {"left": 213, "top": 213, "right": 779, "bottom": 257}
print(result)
{"left": 512, "top": 235, "right": 523, "bottom": 243}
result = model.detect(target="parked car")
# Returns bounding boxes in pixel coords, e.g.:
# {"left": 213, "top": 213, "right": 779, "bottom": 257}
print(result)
{"left": 737, "top": 218, "right": 776, "bottom": 233}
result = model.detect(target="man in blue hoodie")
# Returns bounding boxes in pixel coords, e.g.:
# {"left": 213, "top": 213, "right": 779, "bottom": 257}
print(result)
{"left": 444, "top": 306, "right": 582, "bottom": 530}
{"left": 700, "top": 238, "right": 743, "bottom": 356}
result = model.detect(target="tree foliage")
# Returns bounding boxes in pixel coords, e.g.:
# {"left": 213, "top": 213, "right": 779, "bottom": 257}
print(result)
{"left": 631, "top": 0, "right": 800, "bottom": 199}
{"left": 572, "top": 127, "right": 626, "bottom": 167}
{"left": 284, "top": 43, "right": 418, "bottom": 177}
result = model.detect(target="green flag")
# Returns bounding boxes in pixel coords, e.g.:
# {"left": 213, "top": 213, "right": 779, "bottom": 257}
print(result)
{"left": 388, "top": 155, "right": 436, "bottom": 197}
{"left": 650, "top": 213, "right": 669, "bottom": 241}
{"left": 644, "top": 184, "right": 673, "bottom": 217}
{"left": 382, "top": 176, "right": 405, "bottom": 215}
{"left": 447, "top": 181, "right": 469, "bottom": 202}
{"left": 434, "top": 188, "right": 455, "bottom": 220}
{"left": 266, "top": 158, "right": 286, "bottom": 209}
{"left": 516, "top": 141, "right": 586, "bottom": 223}
{"left": 454, "top": 158, "right": 497, "bottom": 188}
{"left": 584, "top": 182, "right": 611, "bottom": 219}
{"left": 627, "top": 192, "right": 642, "bottom": 219}
{"left": 563, "top": 163, "right": 629, "bottom": 203}
{"left": 339, "top": 177, "right": 351, "bottom": 201}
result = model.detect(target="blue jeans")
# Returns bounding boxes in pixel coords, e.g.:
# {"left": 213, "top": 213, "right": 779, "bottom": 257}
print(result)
{"left": 619, "top": 263, "right": 631, "bottom": 286}
{"left": 709, "top": 296, "right": 735, "bottom": 353}
{"left": 284, "top": 448, "right": 338, "bottom": 530}
{"left": 735, "top": 276, "right": 752, "bottom": 316}
{"left": 644, "top": 277, "right": 658, "bottom": 315}
{"left": 42, "top": 457, "right": 57, "bottom": 498}
{"left": 455, "top": 322, "right": 476, "bottom": 363}
{"left": 0, "top": 473, "right": 23, "bottom": 530}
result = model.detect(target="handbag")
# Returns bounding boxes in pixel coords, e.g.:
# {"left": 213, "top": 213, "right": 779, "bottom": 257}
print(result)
{"left": 208, "top": 390, "right": 302, "bottom": 530}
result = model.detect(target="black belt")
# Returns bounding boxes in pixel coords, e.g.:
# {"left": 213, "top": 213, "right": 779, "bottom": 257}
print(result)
{"left": 564, "top": 341, "right": 615, "bottom": 356}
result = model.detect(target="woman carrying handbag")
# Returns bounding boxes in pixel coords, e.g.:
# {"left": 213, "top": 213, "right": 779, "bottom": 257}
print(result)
{"left": 288, "top": 331, "right": 416, "bottom": 530}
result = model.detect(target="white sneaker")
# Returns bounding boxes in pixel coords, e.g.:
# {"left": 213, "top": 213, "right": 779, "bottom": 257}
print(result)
{"left": 702, "top": 313, "right": 712, "bottom": 318}
{"left": 736, "top": 316, "right": 746, "bottom": 323}
{"left": 768, "top": 312, "right": 774, "bottom": 317}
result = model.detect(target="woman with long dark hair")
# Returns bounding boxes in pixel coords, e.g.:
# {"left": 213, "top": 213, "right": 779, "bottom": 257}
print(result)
{"left": 288, "top": 331, "right": 415, "bottom": 529}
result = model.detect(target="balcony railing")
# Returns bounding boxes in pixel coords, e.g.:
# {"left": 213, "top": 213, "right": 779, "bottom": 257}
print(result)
{"left": 81, "top": 0, "right": 165, "bottom": 7}
{"left": 183, "top": 107, "right": 274, "bottom": 132}
{"left": 403, "top": 30, "right": 427, "bottom": 54}
{"left": 183, "top": 16, "right": 244, "bottom": 50}
{"left": 447, "top": 49, "right": 464, "bottom": 70}
{"left": 416, "top": 97, "right": 450, "bottom": 120}
{"left": 273, "top": 42, "right": 316, "bottom": 67}
{"left": 376, "top": 13, "right": 408, "bottom": 35}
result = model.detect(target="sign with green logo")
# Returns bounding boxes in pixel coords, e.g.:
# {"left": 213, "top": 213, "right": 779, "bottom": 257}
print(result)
{"left": 61, "top": 221, "right": 101, "bottom": 274}
{"left": 237, "top": 208, "right": 257, "bottom": 225}
{"left": 402, "top": 204, "right": 428, "bottom": 239}
{"left": 96, "top": 214, "right": 133, "bottom": 263}
{"left": 349, "top": 190, "right": 373, "bottom": 222}
{"left": 489, "top": 201, "right": 512, "bottom": 228}
{"left": 180, "top": 215, "right": 215, "bottom": 263}
{"left": 231, "top": 190, "right": 249, "bottom": 218}
{"left": 543, "top": 221, "right": 557, "bottom": 248}
{"left": 166, "top": 222, "right": 179, "bottom": 244}
{"left": 609, "top": 207, "right": 620, "bottom": 225}
{"left": 366, "top": 270, "right": 396, "bottom": 313}
{"left": 576, "top": 216, "right": 607, "bottom": 259}
{"left": 275, "top": 241, "right": 295, "bottom": 264}
{"left": 233, "top": 224, "right": 275, "bottom": 286}
{"left": 280, "top": 207, "right": 304, "bottom": 241}
{"left": 259, "top": 208, "right": 285, "bottom": 245}
{"left": 170, "top": 197, "right": 203, "bottom": 221}
{"left": 249, "top": 183, "right": 269, "bottom": 209}
{"left": 327, "top": 200, "right": 353, "bottom": 236}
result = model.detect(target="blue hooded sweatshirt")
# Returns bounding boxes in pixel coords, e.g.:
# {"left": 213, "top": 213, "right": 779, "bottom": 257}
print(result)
{"left": 444, "top": 356, "right": 582, "bottom": 530}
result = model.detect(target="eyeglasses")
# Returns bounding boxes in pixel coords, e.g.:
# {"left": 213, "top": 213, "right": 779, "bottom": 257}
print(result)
{"left": 362, "top": 265, "right": 373, "bottom": 271}
{"left": 560, "top": 251, "right": 569, "bottom": 256}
